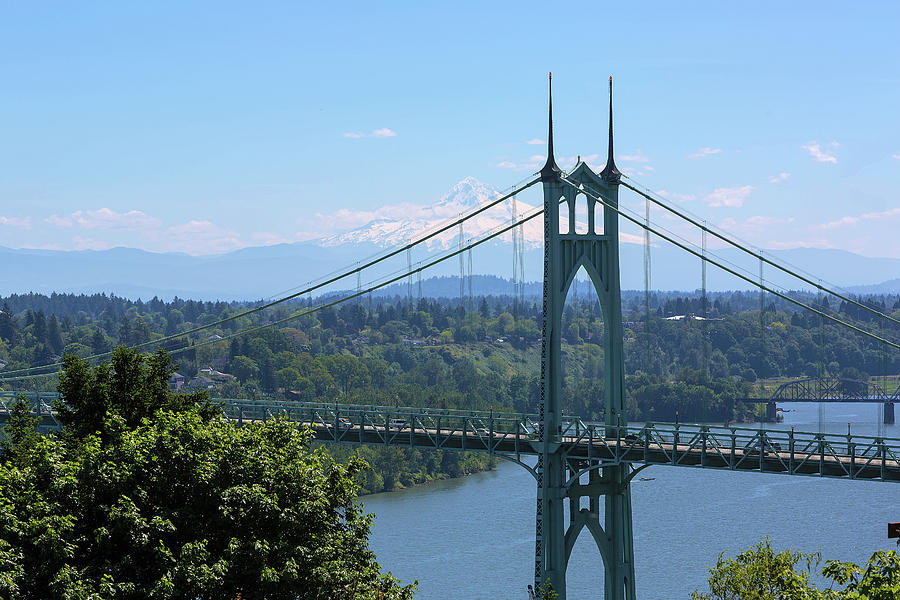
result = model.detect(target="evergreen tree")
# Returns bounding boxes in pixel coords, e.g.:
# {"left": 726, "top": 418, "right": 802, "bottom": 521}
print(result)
{"left": 0, "top": 303, "right": 16, "bottom": 343}
{"left": 47, "top": 315, "right": 63, "bottom": 355}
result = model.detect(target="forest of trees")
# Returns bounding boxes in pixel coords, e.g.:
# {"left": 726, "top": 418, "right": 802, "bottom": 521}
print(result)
{"left": 2, "top": 288, "right": 899, "bottom": 491}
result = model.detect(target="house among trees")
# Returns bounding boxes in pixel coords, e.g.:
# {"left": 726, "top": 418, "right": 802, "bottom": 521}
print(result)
{"left": 168, "top": 372, "right": 185, "bottom": 390}
{"left": 187, "top": 375, "right": 215, "bottom": 389}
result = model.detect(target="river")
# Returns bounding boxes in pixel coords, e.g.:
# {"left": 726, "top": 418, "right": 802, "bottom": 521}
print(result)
{"left": 363, "top": 402, "right": 900, "bottom": 599}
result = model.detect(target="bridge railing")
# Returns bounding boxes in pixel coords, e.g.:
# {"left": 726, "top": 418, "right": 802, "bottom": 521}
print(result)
{"left": 0, "top": 391, "right": 62, "bottom": 434}
{"left": 4, "top": 394, "right": 900, "bottom": 480}
{"left": 217, "top": 398, "right": 544, "bottom": 456}
{"left": 559, "top": 421, "right": 900, "bottom": 480}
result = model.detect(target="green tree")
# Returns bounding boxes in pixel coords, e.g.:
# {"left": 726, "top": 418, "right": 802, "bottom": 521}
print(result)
{"left": 55, "top": 346, "right": 212, "bottom": 440}
{"left": 1, "top": 347, "right": 415, "bottom": 599}
{"left": 230, "top": 354, "right": 260, "bottom": 383}
{"left": 822, "top": 550, "right": 900, "bottom": 599}
{"left": 0, "top": 396, "right": 40, "bottom": 461}
{"left": 47, "top": 315, "right": 63, "bottom": 355}
{"left": 694, "top": 538, "right": 900, "bottom": 600}
{"left": 691, "top": 538, "right": 823, "bottom": 600}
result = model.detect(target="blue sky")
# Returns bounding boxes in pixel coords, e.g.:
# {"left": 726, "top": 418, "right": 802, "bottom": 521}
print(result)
{"left": 1, "top": 1, "right": 899, "bottom": 257}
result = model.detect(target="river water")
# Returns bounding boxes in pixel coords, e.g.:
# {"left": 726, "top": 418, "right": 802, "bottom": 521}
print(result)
{"left": 364, "top": 403, "right": 900, "bottom": 599}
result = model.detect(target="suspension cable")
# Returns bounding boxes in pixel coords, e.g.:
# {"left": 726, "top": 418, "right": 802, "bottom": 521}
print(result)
{"left": 0, "top": 177, "right": 541, "bottom": 379}
{"left": 621, "top": 176, "right": 900, "bottom": 329}
{"left": 0, "top": 200, "right": 548, "bottom": 382}
{"left": 261, "top": 174, "right": 540, "bottom": 302}
{"left": 564, "top": 176, "right": 900, "bottom": 352}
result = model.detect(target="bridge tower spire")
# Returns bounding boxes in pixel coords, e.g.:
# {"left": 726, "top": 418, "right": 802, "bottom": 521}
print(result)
{"left": 541, "top": 72, "right": 561, "bottom": 181}
{"left": 534, "top": 75, "right": 636, "bottom": 600}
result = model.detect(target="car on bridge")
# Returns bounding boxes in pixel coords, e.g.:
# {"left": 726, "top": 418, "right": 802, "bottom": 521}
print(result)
{"left": 325, "top": 417, "right": 353, "bottom": 429}
{"left": 746, "top": 438, "right": 782, "bottom": 455}
{"left": 388, "top": 418, "right": 407, "bottom": 430}
{"left": 624, "top": 433, "right": 643, "bottom": 446}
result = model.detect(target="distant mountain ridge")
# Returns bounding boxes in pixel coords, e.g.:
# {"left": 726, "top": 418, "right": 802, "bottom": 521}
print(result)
{"left": 1, "top": 178, "right": 898, "bottom": 300}
{"left": 319, "top": 177, "right": 535, "bottom": 250}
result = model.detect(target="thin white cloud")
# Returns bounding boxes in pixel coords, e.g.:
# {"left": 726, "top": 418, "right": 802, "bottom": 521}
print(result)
{"left": 493, "top": 155, "right": 545, "bottom": 171}
{"left": 559, "top": 154, "right": 601, "bottom": 169}
{"left": 688, "top": 147, "right": 722, "bottom": 159}
{"left": 619, "top": 149, "right": 651, "bottom": 163}
{"left": 372, "top": 128, "right": 397, "bottom": 138}
{"left": 161, "top": 220, "right": 244, "bottom": 254}
{"left": 893, "top": 153, "right": 900, "bottom": 161}
{"left": 657, "top": 190, "right": 697, "bottom": 203}
{"left": 526, "top": 138, "right": 546, "bottom": 145}
{"left": 71, "top": 236, "right": 113, "bottom": 251}
{"left": 620, "top": 232, "right": 644, "bottom": 245}
{"left": 704, "top": 185, "right": 753, "bottom": 208}
{"left": 343, "top": 128, "right": 397, "bottom": 139}
{"left": 45, "top": 208, "right": 161, "bottom": 230}
{"left": 768, "top": 172, "right": 791, "bottom": 184}
{"left": 718, "top": 215, "right": 795, "bottom": 236}
{"left": 0, "top": 216, "right": 31, "bottom": 228}
{"left": 802, "top": 141, "right": 839, "bottom": 164}
{"left": 249, "top": 232, "right": 305, "bottom": 246}
{"left": 620, "top": 166, "right": 655, "bottom": 177}
{"left": 768, "top": 238, "right": 836, "bottom": 251}
{"left": 816, "top": 207, "right": 900, "bottom": 231}
{"left": 300, "top": 203, "right": 438, "bottom": 234}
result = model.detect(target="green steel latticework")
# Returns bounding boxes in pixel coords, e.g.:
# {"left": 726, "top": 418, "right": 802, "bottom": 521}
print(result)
{"left": 533, "top": 74, "right": 635, "bottom": 600}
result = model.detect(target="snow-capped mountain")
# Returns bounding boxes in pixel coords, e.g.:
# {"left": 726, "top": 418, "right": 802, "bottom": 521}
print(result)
{"left": 318, "top": 176, "right": 544, "bottom": 250}
{"left": 2, "top": 177, "right": 898, "bottom": 300}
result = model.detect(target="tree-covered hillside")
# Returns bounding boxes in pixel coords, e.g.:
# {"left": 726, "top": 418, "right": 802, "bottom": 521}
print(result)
{"left": 2, "top": 289, "right": 899, "bottom": 491}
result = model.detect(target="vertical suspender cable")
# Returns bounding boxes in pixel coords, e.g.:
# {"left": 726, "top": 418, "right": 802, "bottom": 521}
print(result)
{"left": 407, "top": 249, "right": 413, "bottom": 309}
{"left": 759, "top": 253, "right": 766, "bottom": 381}
{"left": 512, "top": 195, "right": 520, "bottom": 320}
{"left": 879, "top": 345, "right": 886, "bottom": 437}
{"left": 644, "top": 195, "right": 652, "bottom": 374}
{"left": 518, "top": 212, "right": 526, "bottom": 316}
{"left": 702, "top": 223, "right": 709, "bottom": 376}
{"left": 818, "top": 281, "right": 826, "bottom": 433}
{"left": 459, "top": 221, "right": 465, "bottom": 308}
{"left": 468, "top": 247, "right": 473, "bottom": 309}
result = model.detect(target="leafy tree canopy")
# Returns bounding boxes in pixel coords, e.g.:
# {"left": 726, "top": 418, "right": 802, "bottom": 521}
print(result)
{"left": 0, "top": 348, "right": 415, "bottom": 599}
{"left": 692, "top": 537, "right": 900, "bottom": 600}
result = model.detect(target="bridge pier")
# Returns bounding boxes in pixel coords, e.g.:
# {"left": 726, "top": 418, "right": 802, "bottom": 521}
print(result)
{"left": 766, "top": 401, "right": 778, "bottom": 422}
{"left": 885, "top": 402, "right": 895, "bottom": 425}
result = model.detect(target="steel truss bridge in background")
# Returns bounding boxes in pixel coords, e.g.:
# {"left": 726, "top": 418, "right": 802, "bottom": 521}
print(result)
{"left": 740, "top": 377, "right": 900, "bottom": 423}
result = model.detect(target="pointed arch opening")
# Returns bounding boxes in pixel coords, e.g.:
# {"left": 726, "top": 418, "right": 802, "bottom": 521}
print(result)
{"left": 561, "top": 264, "right": 607, "bottom": 422}
{"left": 574, "top": 193, "right": 589, "bottom": 235}
{"left": 559, "top": 196, "right": 570, "bottom": 235}
{"left": 594, "top": 199, "right": 605, "bottom": 235}
{"left": 564, "top": 515, "right": 610, "bottom": 592}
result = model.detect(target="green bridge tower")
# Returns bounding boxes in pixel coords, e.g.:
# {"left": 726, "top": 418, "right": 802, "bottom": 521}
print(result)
{"left": 534, "top": 75, "right": 637, "bottom": 600}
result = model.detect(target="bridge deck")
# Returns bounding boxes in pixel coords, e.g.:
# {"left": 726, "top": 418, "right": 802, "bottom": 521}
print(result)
{"left": 224, "top": 400, "right": 900, "bottom": 483}
{"left": 3, "top": 395, "right": 899, "bottom": 482}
